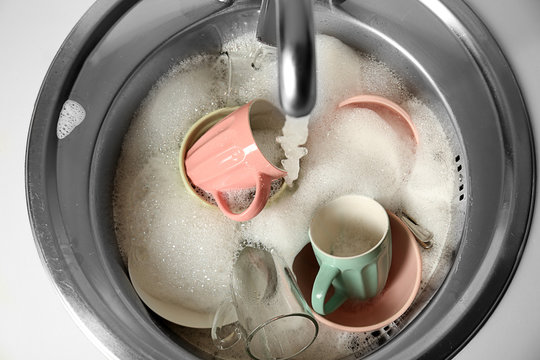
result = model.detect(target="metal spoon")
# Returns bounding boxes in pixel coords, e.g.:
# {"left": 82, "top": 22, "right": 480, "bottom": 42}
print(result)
{"left": 396, "top": 210, "right": 433, "bottom": 249}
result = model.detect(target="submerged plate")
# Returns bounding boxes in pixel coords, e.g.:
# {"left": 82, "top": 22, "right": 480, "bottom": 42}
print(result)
{"left": 293, "top": 212, "right": 422, "bottom": 332}
{"left": 128, "top": 258, "right": 216, "bottom": 329}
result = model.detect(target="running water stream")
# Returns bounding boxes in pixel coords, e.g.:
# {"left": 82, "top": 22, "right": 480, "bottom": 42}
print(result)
{"left": 278, "top": 115, "right": 310, "bottom": 185}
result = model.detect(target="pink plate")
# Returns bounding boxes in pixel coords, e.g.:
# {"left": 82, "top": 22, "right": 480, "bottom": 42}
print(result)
{"left": 292, "top": 211, "right": 422, "bottom": 332}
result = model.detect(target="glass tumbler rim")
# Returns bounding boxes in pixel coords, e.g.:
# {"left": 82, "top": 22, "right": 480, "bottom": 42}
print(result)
{"left": 245, "top": 312, "right": 319, "bottom": 360}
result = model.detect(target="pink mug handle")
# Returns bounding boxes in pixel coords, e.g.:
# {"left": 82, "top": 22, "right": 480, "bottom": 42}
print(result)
{"left": 212, "top": 173, "right": 273, "bottom": 222}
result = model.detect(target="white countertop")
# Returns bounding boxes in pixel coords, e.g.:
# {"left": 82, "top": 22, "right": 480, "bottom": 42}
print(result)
{"left": 1, "top": 0, "right": 538, "bottom": 359}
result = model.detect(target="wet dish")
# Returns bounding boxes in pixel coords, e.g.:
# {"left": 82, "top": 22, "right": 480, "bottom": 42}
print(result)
{"left": 293, "top": 211, "right": 422, "bottom": 332}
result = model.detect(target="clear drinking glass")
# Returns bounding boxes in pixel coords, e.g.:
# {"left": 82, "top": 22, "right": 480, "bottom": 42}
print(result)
{"left": 218, "top": 46, "right": 277, "bottom": 107}
{"left": 211, "top": 246, "right": 318, "bottom": 360}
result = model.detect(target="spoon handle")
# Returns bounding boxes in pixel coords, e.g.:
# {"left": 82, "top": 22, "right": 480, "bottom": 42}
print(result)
{"left": 397, "top": 211, "right": 433, "bottom": 249}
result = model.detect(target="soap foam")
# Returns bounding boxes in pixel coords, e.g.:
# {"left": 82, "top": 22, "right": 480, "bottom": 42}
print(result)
{"left": 330, "top": 222, "right": 381, "bottom": 257}
{"left": 113, "top": 33, "right": 462, "bottom": 359}
{"left": 115, "top": 153, "right": 238, "bottom": 313}
{"left": 57, "top": 99, "right": 86, "bottom": 139}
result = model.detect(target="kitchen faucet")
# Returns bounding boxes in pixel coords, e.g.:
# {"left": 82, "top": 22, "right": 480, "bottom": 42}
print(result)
{"left": 256, "top": 0, "right": 317, "bottom": 117}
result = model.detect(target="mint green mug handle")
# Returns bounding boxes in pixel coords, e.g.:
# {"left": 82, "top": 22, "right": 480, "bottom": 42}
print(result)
{"left": 311, "top": 264, "right": 348, "bottom": 315}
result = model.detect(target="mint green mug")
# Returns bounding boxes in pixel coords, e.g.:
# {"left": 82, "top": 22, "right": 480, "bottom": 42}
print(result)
{"left": 309, "top": 195, "right": 392, "bottom": 315}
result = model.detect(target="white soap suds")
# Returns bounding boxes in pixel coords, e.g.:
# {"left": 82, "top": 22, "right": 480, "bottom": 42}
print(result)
{"left": 57, "top": 99, "right": 86, "bottom": 139}
{"left": 330, "top": 223, "right": 380, "bottom": 257}
{"left": 115, "top": 153, "right": 238, "bottom": 313}
{"left": 113, "top": 33, "right": 462, "bottom": 359}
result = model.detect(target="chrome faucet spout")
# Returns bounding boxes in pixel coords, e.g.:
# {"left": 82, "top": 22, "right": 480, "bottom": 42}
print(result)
{"left": 257, "top": 0, "right": 317, "bottom": 117}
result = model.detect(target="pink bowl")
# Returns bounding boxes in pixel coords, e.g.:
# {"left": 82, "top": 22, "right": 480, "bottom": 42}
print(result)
{"left": 338, "top": 94, "right": 419, "bottom": 146}
{"left": 292, "top": 211, "right": 422, "bottom": 332}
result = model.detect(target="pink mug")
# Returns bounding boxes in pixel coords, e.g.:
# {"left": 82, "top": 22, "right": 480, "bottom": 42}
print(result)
{"left": 184, "top": 100, "right": 287, "bottom": 222}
